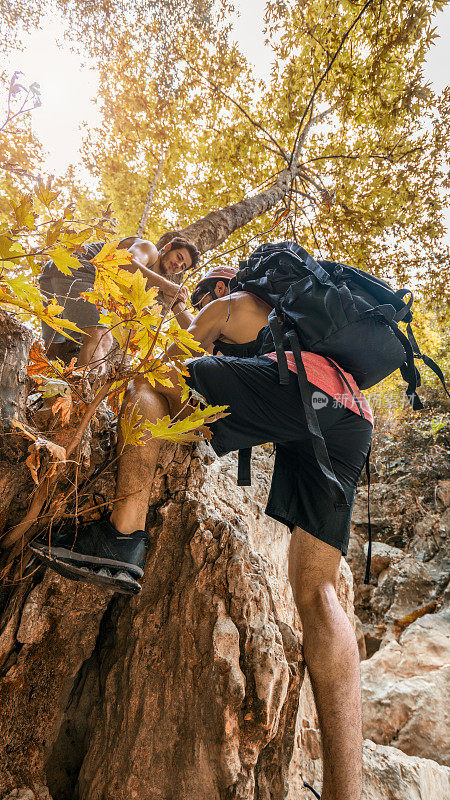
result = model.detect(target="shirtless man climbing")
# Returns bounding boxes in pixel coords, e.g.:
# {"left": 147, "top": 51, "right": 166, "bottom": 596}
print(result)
{"left": 32, "top": 265, "right": 373, "bottom": 800}
{"left": 39, "top": 231, "right": 199, "bottom": 366}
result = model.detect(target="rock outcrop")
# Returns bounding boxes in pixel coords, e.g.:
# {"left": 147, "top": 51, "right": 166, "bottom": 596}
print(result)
{"left": 346, "top": 402, "right": 450, "bottom": 780}
{"left": 362, "top": 740, "right": 450, "bottom": 799}
{"left": 0, "top": 438, "right": 307, "bottom": 799}
{"left": 1, "top": 313, "right": 449, "bottom": 798}
{"left": 361, "top": 608, "right": 450, "bottom": 765}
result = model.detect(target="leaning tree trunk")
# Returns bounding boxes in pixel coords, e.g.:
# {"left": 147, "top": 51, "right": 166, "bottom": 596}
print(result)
{"left": 0, "top": 187, "right": 352, "bottom": 799}
{"left": 179, "top": 168, "right": 296, "bottom": 254}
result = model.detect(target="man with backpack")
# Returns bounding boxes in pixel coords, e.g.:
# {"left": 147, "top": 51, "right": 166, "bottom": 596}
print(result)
{"left": 39, "top": 231, "right": 200, "bottom": 367}
{"left": 31, "top": 241, "right": 449, "bottom": 800}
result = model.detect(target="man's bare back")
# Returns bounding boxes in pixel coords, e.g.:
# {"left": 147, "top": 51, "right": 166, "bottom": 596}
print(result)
{"left": 187, "top": 291, "right": 271, "bottom": 354}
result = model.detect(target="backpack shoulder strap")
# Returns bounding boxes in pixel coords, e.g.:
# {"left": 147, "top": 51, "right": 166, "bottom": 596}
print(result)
{"left": 286, "top": 329, "right": 350, "bottom": 511}
{"left": 268, "top": 310, "right": 290, "bottom": 385}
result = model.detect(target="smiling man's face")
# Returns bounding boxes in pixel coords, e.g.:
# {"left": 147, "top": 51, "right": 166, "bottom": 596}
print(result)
{"left": 160, "top": 246, "right": 193, "bottom": 276}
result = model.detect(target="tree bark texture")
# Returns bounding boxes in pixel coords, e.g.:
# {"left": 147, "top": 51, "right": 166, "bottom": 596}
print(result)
{"left": 137, "top": 151, "right": 166, "bottom": 238}
{"left": 0, "top": 315, "right": 354, "bottom": 799}
{"left": 0, "top": 309, "right": 32, "bottom": 425}
{"left": 179, "top": 169, "right": 294, "bottom": 253}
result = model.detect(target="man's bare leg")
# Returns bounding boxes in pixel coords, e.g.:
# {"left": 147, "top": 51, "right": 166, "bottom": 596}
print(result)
{"left": 30, "top": 369, "right": 184, "bottom": 592}
{"left": 77, "top": 326, "right": 114, "bottom": 369}
{"left": 288, "top": 527, "right": 362, "bottom": 800}
{"left": 110, "top": 374, "right": 182, "bottom": 534}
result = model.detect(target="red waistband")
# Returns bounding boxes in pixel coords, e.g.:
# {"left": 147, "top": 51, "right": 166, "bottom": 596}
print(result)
{"left": 264, "top": 351, "right": 374, "bottom": 426}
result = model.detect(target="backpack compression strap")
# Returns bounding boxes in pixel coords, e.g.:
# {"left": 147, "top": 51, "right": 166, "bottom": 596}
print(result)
{"left": 406, "top": 323, "right": 450, "bottom": 399}
{"left": 286, "top": 329, "right": 350, "bottom": 511}
{"left": 385, "top": 321, "right": 424, "bottom": 410}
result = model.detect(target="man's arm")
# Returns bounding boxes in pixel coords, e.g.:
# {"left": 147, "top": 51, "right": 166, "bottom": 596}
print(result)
{"left": 171, "top": 300, "right": 195, "bottom": 329}
{"left": 118, "top": 238, "right": 187, "bottom": 302}
{"left": 167, "top": 297, "right": 229, "bottom": 359}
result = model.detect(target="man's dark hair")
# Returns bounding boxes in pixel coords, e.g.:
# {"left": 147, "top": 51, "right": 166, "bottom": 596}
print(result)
{"left": 155, "top": 230, "right": 182, "bottom": 249}
{"left": 156, "top": 231, "right": 200, "bottom": 270}
{"left": 191, "top": 277, "right": 225, "bottom": 309}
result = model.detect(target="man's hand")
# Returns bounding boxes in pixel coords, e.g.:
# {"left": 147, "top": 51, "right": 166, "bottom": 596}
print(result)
{"left": 162, "top": 281, "right": 189, "bottom": 306}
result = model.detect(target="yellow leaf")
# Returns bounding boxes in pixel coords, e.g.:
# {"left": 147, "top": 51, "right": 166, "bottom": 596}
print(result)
{"left": 48, "top": 246, "right": 82, "bottom": 276}
{"left": 34, "top": 177, "right": 60, "bottom": 208}
{"left": 9, "top": 195, "right": 37, "bottom": 229}
{"left": 0, "top": 235, "right": 25, "bottom": 263}
{"left": 128, "top": 270, "right": 159, "bottom": 314}
{"left": 91, "top": 242, "right": 133, "bottom": 270}
{"left": 143, "top": 404, "right": 229, "bottom": 444}
{"left": 120, "top": 402, "right": 147, "bottom": 448}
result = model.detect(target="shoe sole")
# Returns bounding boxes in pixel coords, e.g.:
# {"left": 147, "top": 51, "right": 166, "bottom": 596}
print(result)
{"left": 32, "top": 550, "right": 142, "bottom": 595}
{"left": 29, "top": 542, "right": 144, "bottom": 580}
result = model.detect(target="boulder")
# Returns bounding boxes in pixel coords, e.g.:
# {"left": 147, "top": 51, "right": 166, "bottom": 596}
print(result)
{"left": 362, "top": 740, "right": 450, "bottom": 800}
{"left": 361, "top": 609, "right": 450, "bottom": 765}
{"left": 348, "top": 537, "right": 448, "bottom": 647}
{"left": 436, "top": 479, "right": 450, "bottom": 508}
{"left": 368, "top": 544, "right": 448, "bottom": 632}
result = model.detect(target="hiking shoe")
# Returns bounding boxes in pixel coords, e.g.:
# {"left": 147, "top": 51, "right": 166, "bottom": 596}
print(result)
{"left": 29, "top": 516, "right": 148, "bottom": 595}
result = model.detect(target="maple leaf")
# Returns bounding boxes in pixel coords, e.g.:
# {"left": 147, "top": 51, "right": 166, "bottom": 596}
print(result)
{"left": 52, "top": 394, "right": 73, "bottom": 425}
{"left": 47, "top": 246, "right": 82, "bottom": 276}
{"left": 62, "top": 357, "right": 78, "bottom": 378}
{"left": 26, "top": 438, "right": 67, "bottom": 483}
{"left": 12, "top": 421, "right": 67, "bottom": 483}
{"left": 9, "top": 195, "right": 37, "bottom": 229}
{"left": 91, "top": 242, "right": 133, "bottom": 270}
{"left": 27, "top": 341, "right": 52, "bottom": 378}
{"left": 40, "top": 377, "right": 71, "bottom": 399}
{"left": 34, "top": 177, "right": 60, "bottom": 209}
{"left": 97, "top": 311, "right": 131, "bottom": 349}
{"left": 143, "top": 404, "right": 229, "bottom": 444}
{"left": 120, "top": 402, "right": 147, "bottom": 448}
{"left": 0, "top": 235, "right": 25, "bottom": 263}
{"left": 60, "top": 228, "right": 93, "bottom": 247}
{"left": 128, "top": 271, "right": 159, "bottom": 314}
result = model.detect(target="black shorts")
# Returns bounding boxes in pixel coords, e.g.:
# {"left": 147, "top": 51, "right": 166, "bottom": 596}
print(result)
{"left": 185, "top": 355, "right": 373, "bottom": 554}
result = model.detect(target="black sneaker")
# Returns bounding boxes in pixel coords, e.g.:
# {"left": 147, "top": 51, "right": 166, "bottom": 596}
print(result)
{"left": 29, "top": 516, "right": 149, "bottom": 595}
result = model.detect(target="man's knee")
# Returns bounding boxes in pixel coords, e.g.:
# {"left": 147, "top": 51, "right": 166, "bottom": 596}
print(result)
{"left": 291, "top": 580, "right": 337, "bottom": 621}
{"left": 127, "top": 374, "right": 162, "bottom": 402}
{"left": 82, "top": 326, "right": 113, "bottom": 353}
{"left": 288, "top": 526, "right": 341, "bottom": 615}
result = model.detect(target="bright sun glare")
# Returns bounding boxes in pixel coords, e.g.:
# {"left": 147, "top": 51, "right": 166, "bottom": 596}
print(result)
{"left": 1, "top": 2, "right": 449, "bottom": 191}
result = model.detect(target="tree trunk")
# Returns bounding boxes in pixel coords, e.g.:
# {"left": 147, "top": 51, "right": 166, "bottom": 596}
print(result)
{"left": 137, "top": 151, "right": 166, "bottom": 238}
{"left": 178, "top": 168, "right": 294, "bottom": 253}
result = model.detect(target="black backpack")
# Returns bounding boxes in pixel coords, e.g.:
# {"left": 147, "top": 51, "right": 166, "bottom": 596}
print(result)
{"left": 229, "top": 241, "right": 449, "bottom": 581}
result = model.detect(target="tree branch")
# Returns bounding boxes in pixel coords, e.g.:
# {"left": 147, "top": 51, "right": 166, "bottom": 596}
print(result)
{"left": 292, "top": 102, "right": 339, "bottom": 164}
{"left": 176, "top": 49, "right": 290, "bottom": 164}
{"left": 290, "top": 0, "right": 374, "bottom": 167}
